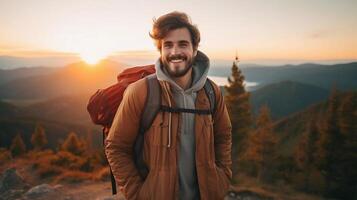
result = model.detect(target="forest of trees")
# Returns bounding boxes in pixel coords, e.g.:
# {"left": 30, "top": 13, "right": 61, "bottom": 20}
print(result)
{"left": 0, "top": 123, "right": 109, "bottom": 182}
{"left": 224, "top": 58, "right": 357, "bottom": 199}
{"left": 2, "top": 124, "right": 89, "bottom": 158}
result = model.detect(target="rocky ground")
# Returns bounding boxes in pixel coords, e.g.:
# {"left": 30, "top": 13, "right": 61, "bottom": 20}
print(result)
{"left": 1, "top": 166, "right": 322, "bottom": 200}
{"left": 0, "top": 167, "right": 276, "bottom": 200}
{"left": 0, "top": 167, "right": 125, "bottom": 200}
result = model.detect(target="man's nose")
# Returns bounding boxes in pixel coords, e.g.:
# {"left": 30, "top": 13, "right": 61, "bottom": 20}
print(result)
{"left": 171, "top": 45, "right": 180, "bottom": 55}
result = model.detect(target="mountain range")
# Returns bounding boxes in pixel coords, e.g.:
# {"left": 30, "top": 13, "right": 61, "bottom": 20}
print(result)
{"left": 0, "top": 103, "right": 101, "bottom": 152}
{"left": 250, "top": 80, "right": 329, "bottom": 119}
{"left": 1, "top": 60, "right": 356, "bottom": 101}
{"left": 0, "top": 60, "right": 355, "bottom": 152}
{"left": 0, "top": 59, "right": 126, "bottom": 100}
{"left": 209, "top": 62, "right": 357, "bottom": 91}
{"left": 0, "top": 55, "right": 80, "bottom": 69}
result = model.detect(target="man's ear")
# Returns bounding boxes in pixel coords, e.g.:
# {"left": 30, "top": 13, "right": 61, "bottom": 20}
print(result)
{"left": 193, "top": 49, "right": 198, "bottom": 57}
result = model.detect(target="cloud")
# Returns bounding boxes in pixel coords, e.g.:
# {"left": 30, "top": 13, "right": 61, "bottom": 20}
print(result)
{"left": 307, "top": 30, "right": 329, "bottom": 39}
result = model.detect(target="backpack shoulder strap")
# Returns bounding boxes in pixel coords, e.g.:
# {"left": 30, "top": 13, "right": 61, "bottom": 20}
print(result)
{"left": 141, "top": 74, "right": 161, "bottom": 132}
{"left": 203, "top": 78, "right": 216, "bottom": 115}
{"left": 134, "top": 74, "right": 161, "bottom": 180}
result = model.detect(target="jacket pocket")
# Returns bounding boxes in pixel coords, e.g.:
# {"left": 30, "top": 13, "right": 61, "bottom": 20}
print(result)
{"left": 147, "top": 117, "right": 169, "bottom": 147}
{"left": 137, "top": 172, "right": 152, "bottom": 200}
{"left": 137, "top": 170, "right": 173, "bottom": 200}
{"left": 212, "top": 164, "right": 230, "bottom": 199}
{"left": 204, "top": 164, "right": 229, "bottom": 200}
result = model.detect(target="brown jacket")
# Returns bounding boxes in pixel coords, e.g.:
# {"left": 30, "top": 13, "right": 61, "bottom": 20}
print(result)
{"left": 105, "top": 77, "right": 232, "bottom": 200}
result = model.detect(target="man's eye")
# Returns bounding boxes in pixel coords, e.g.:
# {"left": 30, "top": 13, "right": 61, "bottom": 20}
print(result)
{"left": 164, "top": 44, "right": 172, "bottom": 48}
{"left": 180, "top": 43, "right": 188, "bottom": 47}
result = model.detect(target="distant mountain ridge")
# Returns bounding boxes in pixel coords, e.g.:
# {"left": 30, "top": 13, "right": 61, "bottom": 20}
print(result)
{"left": 0, "top": 98, "right": 101, "bottom": 151}
{"left": 0, "top": 67, "right": 59, "bottom": 85}
{"left": 210, "top": 62, "right": 357, "bottom": 91}
{"left": 1, "top": 61, "right": 356, "bottom": 101}
{"left": 23, "top": 93, "right": 93, "bottom": 126}
{"left": 0, "top": 60, "right": 354, "bottom": 121}
{"left": 0, "top": 59, "right": 127, "bottom": 100}
{"left": 250, "top": 80, "right": 329, "bottom": 119}
{"left": 0, "top": 55, "right": 80, "bottom": 69}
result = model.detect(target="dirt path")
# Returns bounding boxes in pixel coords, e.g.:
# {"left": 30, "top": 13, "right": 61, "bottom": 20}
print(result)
{"left": 22, "top": 181, "right": 126, "bottom": 200}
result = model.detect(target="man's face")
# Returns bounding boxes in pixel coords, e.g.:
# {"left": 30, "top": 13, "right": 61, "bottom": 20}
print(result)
{"left": 160, "top": 28, "right": 197, "bottom": 77}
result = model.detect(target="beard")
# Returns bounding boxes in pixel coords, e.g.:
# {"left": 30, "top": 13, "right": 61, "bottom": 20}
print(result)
{"left": 161, "top": 53, "right": 194, "bottom": 77}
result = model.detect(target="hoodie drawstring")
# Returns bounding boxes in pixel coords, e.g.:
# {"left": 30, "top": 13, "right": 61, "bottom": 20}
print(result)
{"left": 162, "top": 82, "right": 172, "bottom": 148}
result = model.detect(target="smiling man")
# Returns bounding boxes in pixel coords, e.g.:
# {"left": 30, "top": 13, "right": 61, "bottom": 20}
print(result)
{"left": 105, "top": 11, "right": 232, "bottom": 200}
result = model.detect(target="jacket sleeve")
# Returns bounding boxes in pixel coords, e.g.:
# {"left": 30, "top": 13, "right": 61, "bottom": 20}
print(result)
{"left": 212, "top": 83, "right": 233, "bottom": 181}
{"left": 104, "top": 79, "right": 147, "bottom": 200}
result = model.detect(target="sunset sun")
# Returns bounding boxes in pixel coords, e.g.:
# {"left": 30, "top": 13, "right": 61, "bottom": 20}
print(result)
{"left": 80, "top": 51, "right": 109, "bottom": 65}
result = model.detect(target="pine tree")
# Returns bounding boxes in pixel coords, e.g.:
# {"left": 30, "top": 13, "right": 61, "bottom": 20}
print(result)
{"left": 294, "top": 117, "right": 320, "bottom": 191}
{"left": 338, "top": 92, "right": 357, "bottom": 137}
{"left": 335, "top": 91, "right": 357, "bottom": 198}
{"left": 320, "top": 89, "right": 357, "bottom": 199}
{"left": 317, "top": 88, "right": 341, "bottom": 195}
{"left": 317, "top": 89, "right": 357, "bottom": 198}
{"left": 31, "top": 123, "right": 48, "bottom": 150}
{"left": 61, "top": 132, "right": 86, "bottom": 156}
{"left": 224, "top": 55, "right": 252, "bottom": 177}
{"left": 245, "top": 105, "right": 276, "bottom": 182}
{"left": 10, "top": 133, "right": 27, "bottom": 157}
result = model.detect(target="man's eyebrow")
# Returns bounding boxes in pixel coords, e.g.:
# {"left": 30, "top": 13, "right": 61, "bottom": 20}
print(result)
{"left": 178, "top": 40, "right": 189, "bottom": 44}
{"left": 163, "top": 40, "right": 189, "bottom": 45}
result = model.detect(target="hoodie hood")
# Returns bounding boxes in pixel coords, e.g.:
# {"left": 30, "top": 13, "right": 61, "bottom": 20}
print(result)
{"left": 155, "top": 50, "right": 210, "bottom": 93}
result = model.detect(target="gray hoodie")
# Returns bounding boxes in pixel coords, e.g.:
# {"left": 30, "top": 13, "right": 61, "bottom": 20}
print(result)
{"left": 155, "top": 50, "right": 210, "bottom": 200}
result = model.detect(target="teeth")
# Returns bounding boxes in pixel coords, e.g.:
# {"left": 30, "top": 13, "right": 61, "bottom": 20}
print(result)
{"left": 171, "top": 59, "right": 183, "bottom": 63}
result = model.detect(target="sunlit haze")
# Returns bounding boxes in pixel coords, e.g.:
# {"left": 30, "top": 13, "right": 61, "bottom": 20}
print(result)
{"left": 0, "top": 0, "right": 356, "bottom": 66}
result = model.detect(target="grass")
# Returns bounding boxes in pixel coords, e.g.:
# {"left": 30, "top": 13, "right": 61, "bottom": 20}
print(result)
{"left": 0, "top": 149, "right": 110, "bottom": 186}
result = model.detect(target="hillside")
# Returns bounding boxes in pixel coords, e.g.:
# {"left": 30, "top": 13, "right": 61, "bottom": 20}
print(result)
{"left": 0, "top": 59, "right": 126, "bottom": 100}
{"left": 0, "top": 100, "right": 20, "bottom": 118}
{"left": 0, "top": 67, "right": 59, "bottom": 85}
{"left": 250, "top": 80, "right": 329, "bottom": 119}
{"left": 0, "top": 99, "right": 101, "bottom": 151}
{"left": 0, "top": 116, "right": 101, "bottom": 151}
{"left": 23, "top": 93, "right": 93, "bottom": 126}
{"left": 272, "top": 90, "right": 356, "bottom": 157}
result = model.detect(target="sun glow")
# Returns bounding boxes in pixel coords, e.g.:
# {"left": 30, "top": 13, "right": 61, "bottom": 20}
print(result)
{"left": 80, "top": 50, "right": 109, "bottom": 65}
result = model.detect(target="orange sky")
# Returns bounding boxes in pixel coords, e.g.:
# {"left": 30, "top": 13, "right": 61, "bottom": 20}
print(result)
{"left": 0, "top": 0, "right": 356, "bottom": 65}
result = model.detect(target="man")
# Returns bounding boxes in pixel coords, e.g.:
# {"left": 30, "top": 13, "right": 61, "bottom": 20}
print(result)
{"left": 105, "top": 11, "right": 232, "bottom": 200}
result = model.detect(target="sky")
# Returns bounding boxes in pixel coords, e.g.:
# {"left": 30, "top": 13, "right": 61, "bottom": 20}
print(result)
{"left": 0, "top": 0, "right": 356, "bottom": 66}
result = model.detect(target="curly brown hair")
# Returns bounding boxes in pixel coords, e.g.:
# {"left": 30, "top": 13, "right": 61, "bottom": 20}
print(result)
{"left": 149, "top": 11, "right": 200, "bottom": 51}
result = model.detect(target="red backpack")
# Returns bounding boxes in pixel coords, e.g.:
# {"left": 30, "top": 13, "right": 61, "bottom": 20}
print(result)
{"left": 87, "top": 64, "right": 156, "bottom": 129}
{"left": 87, "top": 64, "right": 159, "bottom": 195}
{"left": 87, "top": 64, "right": 216, "bottom": 195}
